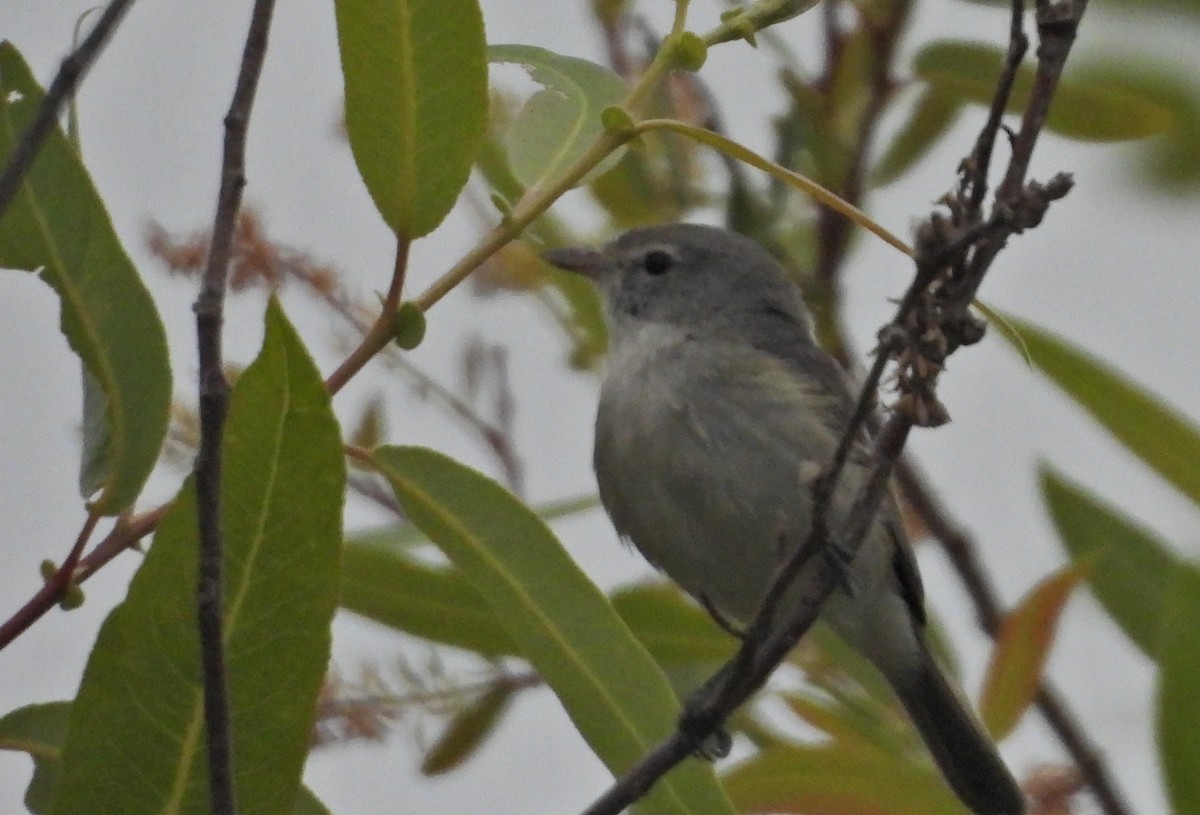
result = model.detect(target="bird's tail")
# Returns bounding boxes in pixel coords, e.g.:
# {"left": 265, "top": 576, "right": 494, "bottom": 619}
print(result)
{"left": 886, "top": 650, "right": 1026, "bottom": 815}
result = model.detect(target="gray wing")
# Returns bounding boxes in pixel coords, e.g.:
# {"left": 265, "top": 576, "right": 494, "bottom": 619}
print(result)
{"left": 745, "top": 298, "right": 928, "bottom": 625}
{"left": 744, "top": 301, "right": 856, "bottom": 423}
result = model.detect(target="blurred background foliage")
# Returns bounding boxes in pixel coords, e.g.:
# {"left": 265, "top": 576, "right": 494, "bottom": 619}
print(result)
{"left": 0, "top": 0, "right": 1198, "bottom": 813}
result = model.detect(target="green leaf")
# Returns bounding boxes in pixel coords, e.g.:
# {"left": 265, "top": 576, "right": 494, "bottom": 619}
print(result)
{"left": 339, "top": 495, "right": 600, "bottom": 654}
{"left": 421, "top": 686, "right": 514, "bottom": 776}
{"left": 914, "top": 41, "right": 1175, "bottom": 142}
{"left": 1073, "top": 61, "right": 1200, "bottom": 190}
{"left": 293, "top": 789, "right": 333, "bottom": 815}
{"left": 340, "top": 494, "right": 602, "bottom": 654}
{"left": 780, "top": 692, "right": 886, "bottom": 750}
{"left": 1040, "top": 467, "right": 1181, "bottom": 658}
{"left": 1001, "top": 315, "right": 1200, "bottom": 506}
{"left": 1157, "top": 565, "right": 1200, "bottom": 815}
{"left": 488, "top": 44, "right": 628, "bottom": 193}
{"left": 334, "top": 0, "right": 487, "bottom": 237}
{"left": 722, "top": 743, "right": 965, "bottom": 815}
{"left": 610, "top": 583, "right": 735, "bottom": 666}
{"left": 53, "top": 301, "right": 345, "bottom": 815}
{"left": 872, "top": 88, "right": 963, "bottom": 185}
{"left": 979, "top": 566, "right": 1083, "bottom": 739}
{"left": 371, "top": 445, "right": 736, "bottom": 815}
{"left": 0, "top": 701, "right": 328, "bottom": 815}
{"left": 343, "top": 493, "right": 599, "bottom": 554}
{"left": 0, "top": 43, "right": 171, "bottom": 514}
{"left": 340, "top": 539, "right": 519, "bottom": 656}
{"left": 0, "top": 701, "right": 72, "bottom": 814}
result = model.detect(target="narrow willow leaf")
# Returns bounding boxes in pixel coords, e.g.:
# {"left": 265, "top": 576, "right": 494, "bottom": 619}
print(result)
{"left": 979, "top": 566, "right": 1083, "bottom": 739}
{"left": 1000, "top": 315, "right": 1200, "bottom": 506}
{"left": 421, "top": 686, "right": 514, "bottom": 776}
{"left": 914, "top": 41, "right": 1174, "bottom": 142}
{"left": 372, "top": 445, "right": 736, "bottom": 815}
{"left": 0, "top": 701, "right": 327, "bottom": 815}
{"left": 335, "top": 0, "right": 487, "bottom": 237}
{"left": 340, "top": 539, "right": 519, "bottom": 656}
{"left": 609, "top": 583, "right": 735, "bottom": 665}
{"left": 292, "top": 790, "right": 333, "bottom": 815}
{"left": 1040, "top": 467, "right": 1180, "bottom": 658}
{"left": 723, "top": 743, "right": 965, "bottom": 815}
{"left": 0, "top": 43, "right": 170, "bottom": 514}
{"left": 488, "top": 44, "right": 628, "bottom": 193}
{"left": 0, "top": 701, "right": 71, "bottom": 814}
{"left": 638, "top": 118, "right": 912, "bottom": 256}
{"left": 778, "top": 692, "right": 912, "bottom": 755}
{"left": 872, "top": 88, "right": 963, "bottom": 185}
{"left": 1075, "top": 61, "right": 1200, "bottom": 190}
{"left": 340, "top": 494, "right": 600, "bottom": 654}
{"left": 343, "top": 493, "right": 599, "bottom": 553}
{"left": 53, "top": 302, "right": 345, "bottom": 815}
{"left": 1157, "top": 565, "right": 1200, "bottom": 815}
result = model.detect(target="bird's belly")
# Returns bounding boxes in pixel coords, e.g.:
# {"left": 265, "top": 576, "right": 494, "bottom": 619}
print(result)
{"left": 595, "top": 378, "right": 902, "bottom": 648}
{"left": 596, "top": 384, "right": 818, "bottom": 624}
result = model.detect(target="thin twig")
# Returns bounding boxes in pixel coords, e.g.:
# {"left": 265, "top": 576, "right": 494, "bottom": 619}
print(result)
{"left": 192, "top": 2, "right": 276, "bottom": 812}
{"left": 960, "top": 0, "right": 1028, "bottom": 217}
{"left": 813, "top": 0, "right": 913, "bottom": 293}
{"left": 324, "top": 238, "right": 409, "bottom": 394}
{"left": 0, "top": 0, "right": 136, "bottom": 219}
{"left": 0, "top": 512, "right": 100, "bottom": 650}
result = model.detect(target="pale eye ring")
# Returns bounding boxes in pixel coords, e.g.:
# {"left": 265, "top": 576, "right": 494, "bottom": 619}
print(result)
{"left": 643, "top": 249, "right": 674, "bottom": 275}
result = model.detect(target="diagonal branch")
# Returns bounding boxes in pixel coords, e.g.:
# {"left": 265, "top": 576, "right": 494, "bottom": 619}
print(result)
{"left": 0, "top": 0, "right": 136, "bottom": 219}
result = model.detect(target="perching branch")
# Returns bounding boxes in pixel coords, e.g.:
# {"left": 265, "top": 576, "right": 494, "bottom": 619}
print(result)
{"left": 0, "top": 0, "right": 136, "bottom": 220}
{"left": 579, "top": 1, "right": 1089, "bottom": 812}
{"left": 192, "top": 1, "right": 277, "bottom": 813}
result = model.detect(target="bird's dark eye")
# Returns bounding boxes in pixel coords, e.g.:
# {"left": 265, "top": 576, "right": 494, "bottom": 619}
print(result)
{"left": 643, "top": 249, "right": 674, "bottom": 275}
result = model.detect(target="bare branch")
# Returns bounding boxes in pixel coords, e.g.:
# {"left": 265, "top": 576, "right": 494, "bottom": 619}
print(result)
{"left": 0, "top": 0, "right": 136, "bottom": 219}
{"left": 192, "top": 1, "right": 277, "bottom": 812}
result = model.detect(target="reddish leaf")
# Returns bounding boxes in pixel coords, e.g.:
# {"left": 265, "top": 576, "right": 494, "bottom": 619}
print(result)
{"left": 980, "top": 566, "right": 1085, "bottom": 739}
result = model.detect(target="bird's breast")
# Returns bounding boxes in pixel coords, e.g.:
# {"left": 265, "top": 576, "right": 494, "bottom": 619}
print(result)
{"left": 592, "top": 325, "right": 836, "bottom": 621}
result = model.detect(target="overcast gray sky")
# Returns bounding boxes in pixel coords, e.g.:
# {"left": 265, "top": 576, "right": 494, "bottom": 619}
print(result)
{"left": 1, "top": 1, "right": 1197, "bottom": 812}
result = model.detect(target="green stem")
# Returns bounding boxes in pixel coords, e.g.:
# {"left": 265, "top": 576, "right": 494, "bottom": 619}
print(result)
{"left": 632, "top": 118, "right": 912, "bottom": 257}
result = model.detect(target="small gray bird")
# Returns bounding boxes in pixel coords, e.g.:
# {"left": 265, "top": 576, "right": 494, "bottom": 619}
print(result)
{"left": 544, "top": 223, "right": 1024, "bottom": 815}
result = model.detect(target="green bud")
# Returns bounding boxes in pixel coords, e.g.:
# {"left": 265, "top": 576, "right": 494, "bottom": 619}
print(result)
{"left": 40, "top": 559, "right": 56, "bottom": 581}
{"left": 393, "top": 302, "right": 427, "bottom": 350}
{"left": 59, "top": 584, "right": 85, "bottom": 611}
{"left": 674, "top": 33, "right": 708, "bottom": 72}
{"left": 601, "top": 105, "right": 636, "bottom": 133}
{"left": 489, "top": 192, "right": 514, "bottom": 219}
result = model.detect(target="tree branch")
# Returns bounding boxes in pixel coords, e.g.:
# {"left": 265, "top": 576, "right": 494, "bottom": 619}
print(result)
{"left": 0, "top": 0, "right": 136, "bottom": 219}
{"left": 0, "top": 512, "right": 99, "bottom": 650}
{"left": 192, "top": 2, "right": 276, "bottom": 812}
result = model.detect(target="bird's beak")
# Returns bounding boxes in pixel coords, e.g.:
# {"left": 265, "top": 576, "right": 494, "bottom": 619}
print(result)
{"left": 541, "top": 246, "right": 611, "bottom": 279}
